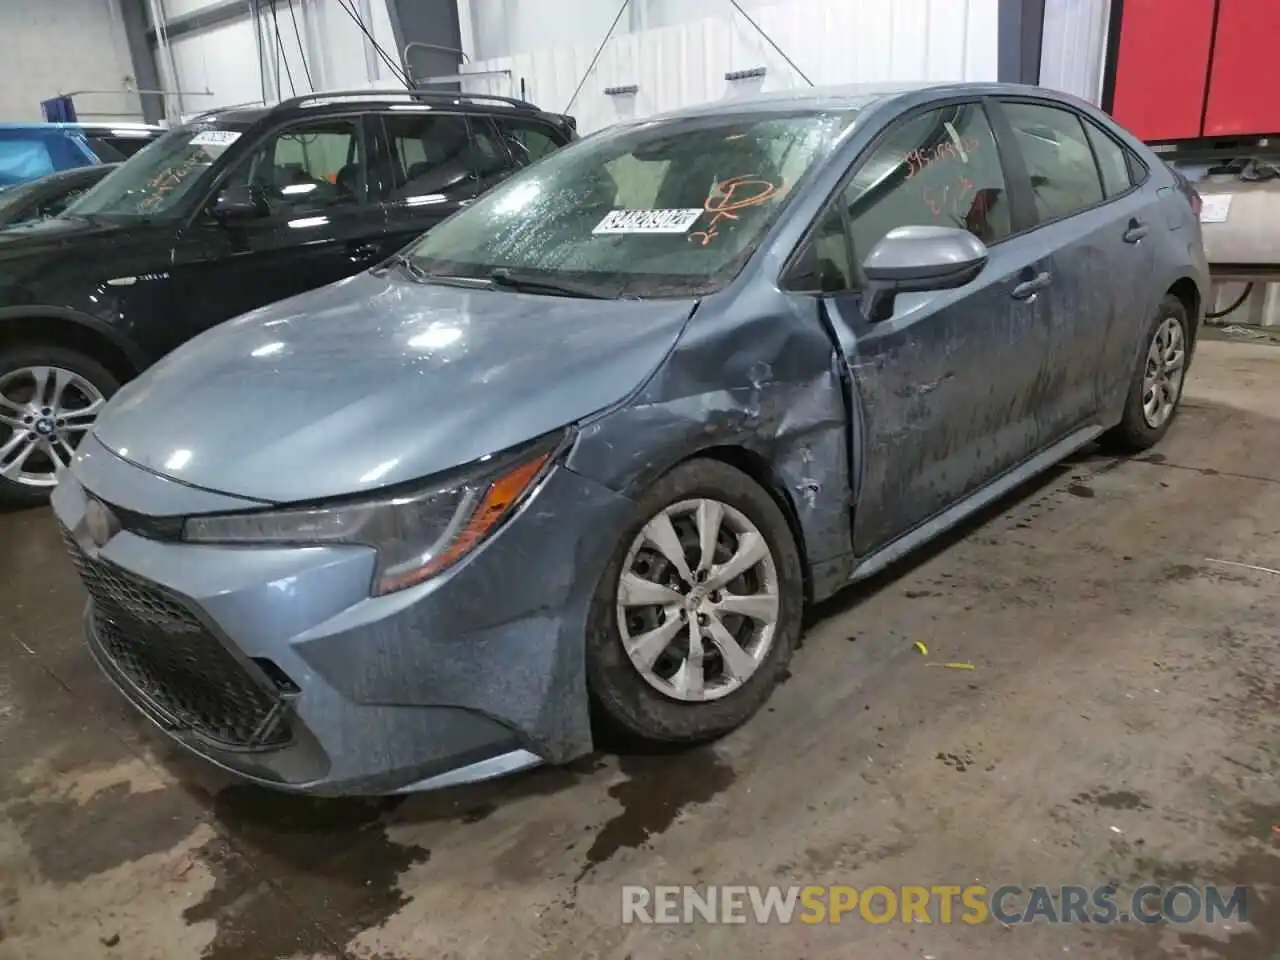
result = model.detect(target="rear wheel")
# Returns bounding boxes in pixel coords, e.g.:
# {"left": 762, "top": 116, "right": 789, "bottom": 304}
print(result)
{"left": 0, "top": 346, "right": 119, "bottom": 508}
{"left": 585, "top": 459, "right": 803, "bottom": 746}
{"left": 1101, "top": 296, "right": 1190, "bottom": 453}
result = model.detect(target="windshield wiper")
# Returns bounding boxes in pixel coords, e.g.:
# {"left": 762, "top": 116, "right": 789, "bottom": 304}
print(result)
{"left": 384, "top": 252, "right": 430, "bottom": 282}
{"left": 486, "top": 268, "right": 615, "bottom": 300}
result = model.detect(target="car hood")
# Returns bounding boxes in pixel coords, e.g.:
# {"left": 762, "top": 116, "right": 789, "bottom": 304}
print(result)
{"left": 91, "top": 269, "right": 697, "bottom": 504}
{"left": 0, "top": 214, "right": 150, "bottom": 262}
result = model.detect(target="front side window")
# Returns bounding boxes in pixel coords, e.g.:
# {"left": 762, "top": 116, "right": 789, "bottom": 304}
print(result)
{"left": 222, "top": 119, "right": 364, "bottom": 215}
{"left": 404, "top": 109, "right": 859, "bottom": 297}
{"left": 380, "top": 113, "right": 478, "bottom": 204}
{"left": 1002, "top": 101, "right": 1104, "bottom": 222}
{"left": 66, "top": 124, "right": 248, "bottom": 217}
{"left": 845, "top": 102, "right": 1012, "bottom": 260}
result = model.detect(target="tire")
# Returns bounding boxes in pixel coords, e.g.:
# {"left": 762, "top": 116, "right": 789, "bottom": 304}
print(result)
{"left": 1101, "top": 296, "right": 1191, "bottom": 454}
{"left": 585, "top": 458, "right": 804, "bottom": 747}
{"left": 0, "top": 345, "right": 120, "bottom": 509}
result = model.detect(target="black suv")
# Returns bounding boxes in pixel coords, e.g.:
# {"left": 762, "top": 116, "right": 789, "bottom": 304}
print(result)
{"left": 0, "top": 90, "right": 576, "bottom": 505}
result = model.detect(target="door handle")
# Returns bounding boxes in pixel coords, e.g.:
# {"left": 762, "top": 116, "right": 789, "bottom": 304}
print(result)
{"left": 1011, "top": 271, "right": 1052, "bottom": 301}
{"left": 1123, "top": 221, "right": 1150, "bottom": 244}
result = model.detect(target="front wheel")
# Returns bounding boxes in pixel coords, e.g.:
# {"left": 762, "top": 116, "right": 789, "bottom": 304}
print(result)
{"left": 0, "top": 346, "right": 119, "bottom": 508}
{"left": 1101, "top": 296, "right": 1190, "bottom": 453}
{"left": 585, "top": 459, "right": 804, "bottom": 747}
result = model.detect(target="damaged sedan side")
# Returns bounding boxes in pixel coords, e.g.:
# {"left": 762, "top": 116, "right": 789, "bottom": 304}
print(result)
{"left": 53, "top": 82, "right": 1207, "bottom": 794}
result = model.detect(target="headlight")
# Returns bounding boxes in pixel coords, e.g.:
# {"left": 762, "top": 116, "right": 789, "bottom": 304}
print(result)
{"left": 182, "top": 431, "right": 567, "bottom": 595}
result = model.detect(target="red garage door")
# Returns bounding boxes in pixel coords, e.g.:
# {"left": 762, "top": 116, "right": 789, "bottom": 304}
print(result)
{"left": 1109, "top": 0, "right": 1280, "bottom": 141}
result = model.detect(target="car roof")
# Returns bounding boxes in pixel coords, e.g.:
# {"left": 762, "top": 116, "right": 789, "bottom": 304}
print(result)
{"left": 645, "top": 81, "right": 1091, "bottom": 121}
{"left": 75, "top": 122, "right": 165, "bottom": 134}
{"left": 0, "top": 121, "right": 164, "bottom": 133}
{"left": 190, "top": 91, "right": 567, "bottom": 127}
{"left": 0, "top": 122, "right": 88, "bottom": 131}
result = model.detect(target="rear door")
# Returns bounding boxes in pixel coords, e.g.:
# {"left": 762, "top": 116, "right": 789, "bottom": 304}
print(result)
{"left": 168, "top": 113, "right": 386, "bottom": 345}
{"left": 990, "top": 99, "right": 1157, "bottom": 436}
{"left": 797, "top": 100, "right": 1054, "bottom": 556}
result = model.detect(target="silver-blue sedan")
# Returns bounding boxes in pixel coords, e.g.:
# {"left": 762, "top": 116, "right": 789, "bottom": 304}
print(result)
{"left": 51, "top": 83, "right": 1209, "bottom": 795}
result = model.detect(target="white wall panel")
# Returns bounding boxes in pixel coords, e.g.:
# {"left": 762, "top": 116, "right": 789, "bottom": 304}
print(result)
{"left": 1039, "top": 0, "right": 1112, "bottom": 104}
{"left": 0, "top": 0, "right": 137, "bottom": 121}
{"left": 171, "top": 20, "right": 266, "bottom": 112}
{"left": 168, "top": 0, "right": 404, "bottom": 113}
{"left": 164, "top": 0, "right": 232, "bottom": 19}
{"left": 460, "top": 0, "right": 1000, "bottom": 133}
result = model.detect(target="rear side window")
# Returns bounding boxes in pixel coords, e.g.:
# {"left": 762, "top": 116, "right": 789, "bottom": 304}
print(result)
{"left": 1082, "top": 118, "right": 1133, "bottom": 198}
{"left": 1001, "top": 101, "right": 1104, "bottom": 222}
{"left": 844, "top": 101, "right": 1013, "bottom": 259}
{"left": 490, "top": 116, "right": 564, "bottom": 168}
{"left": 87, "top": 138, "right": 128, "bottom": 163}
{"left": 468, "top": 118, "right": 518, "bottom": 193}
{"left": 380, "top": 113, "right": 478, "bottom": 204}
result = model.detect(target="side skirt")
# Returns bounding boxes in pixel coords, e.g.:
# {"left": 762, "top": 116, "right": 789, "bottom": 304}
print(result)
{"left": 847, "top": 424, "right": 1106, "bottom": 585}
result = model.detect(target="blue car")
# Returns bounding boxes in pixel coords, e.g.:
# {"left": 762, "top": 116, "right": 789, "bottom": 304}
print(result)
{"left": 51, "top": 82, "right": 1208, "bottom": 796}
{"left": 0, "top": 122, "right": 160, "bottom": 189}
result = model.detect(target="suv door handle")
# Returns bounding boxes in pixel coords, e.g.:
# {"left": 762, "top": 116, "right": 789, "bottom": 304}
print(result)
{"left": 1012, "top": 271, "right": 1052, "bottom": 300}
{"left": 1123, "top": 220, "right": 1150, "bottom": 244}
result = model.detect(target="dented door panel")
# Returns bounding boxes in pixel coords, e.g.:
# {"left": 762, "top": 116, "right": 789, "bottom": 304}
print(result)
{"left": 822, "top": 243, "right": 1053, "bottom": 558}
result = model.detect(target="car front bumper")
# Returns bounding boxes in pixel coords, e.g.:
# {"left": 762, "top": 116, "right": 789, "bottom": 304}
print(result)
{"left": 51, "top": 438, "right": 633, "bottom": 796}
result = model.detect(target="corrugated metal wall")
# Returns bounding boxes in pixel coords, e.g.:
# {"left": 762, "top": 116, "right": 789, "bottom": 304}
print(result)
{"left": 1038, "top": 0, "right": 1112, "bottom": 104}
{"left": 0, "top": 0, "right": 138, "bottom": 121}
{"left": 458, "top": 0, "right": 1000, "bottom": 133}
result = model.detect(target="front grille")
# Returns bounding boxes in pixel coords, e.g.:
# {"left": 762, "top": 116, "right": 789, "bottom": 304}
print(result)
{"left": 61, "top": 528, "right": 290, "bottom": 750}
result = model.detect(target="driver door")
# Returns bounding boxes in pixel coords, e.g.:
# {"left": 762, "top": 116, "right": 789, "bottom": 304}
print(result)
{"left": 798, "top": 101, "right": 1055, "bottom": 556}
{"left": 167, "top": 114, "right": 386, "bottom": 350}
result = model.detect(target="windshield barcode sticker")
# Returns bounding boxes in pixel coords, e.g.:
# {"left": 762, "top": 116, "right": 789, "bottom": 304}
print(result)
{"left": 191, "top": 130, "right": 241, "bottom": 147}
{"left": 593, "top": 209, "right": 704, "bottom": 234}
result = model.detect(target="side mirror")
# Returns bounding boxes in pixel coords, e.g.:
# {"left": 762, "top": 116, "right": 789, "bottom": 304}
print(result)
{"left": 211, "top": 183, "right": 268, "bottom": 222}
{"left": 861, "top": 225, "right": 988, "bottom": 322}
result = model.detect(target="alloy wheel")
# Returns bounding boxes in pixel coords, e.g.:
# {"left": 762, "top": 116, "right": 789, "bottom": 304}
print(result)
{"left": 616, "top": 498, "right": 780, "bottom": 702}
{"left": 1141, "top": 316, "right": 1186, "bottom": 430}
{"left": 0, "top": 366, "right": 105, "bottom": 487}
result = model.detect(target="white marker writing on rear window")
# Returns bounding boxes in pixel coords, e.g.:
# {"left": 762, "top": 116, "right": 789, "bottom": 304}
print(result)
{"left": 593, "top": 209, "right": 704, "bottom": 235}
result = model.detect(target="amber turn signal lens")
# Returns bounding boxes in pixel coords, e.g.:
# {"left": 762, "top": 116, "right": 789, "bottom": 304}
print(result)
{"left": 375, "top": 451, "right": 551, "bottom": 593}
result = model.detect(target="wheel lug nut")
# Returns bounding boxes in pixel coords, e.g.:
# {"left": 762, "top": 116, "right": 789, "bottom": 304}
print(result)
{"left": 697, "top": 613, "right": 709, "bottom": 626}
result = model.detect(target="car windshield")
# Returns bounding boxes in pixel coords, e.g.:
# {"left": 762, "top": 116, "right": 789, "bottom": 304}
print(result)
{"left": 405, "top": 109, "right": 859, "bottom": 298}
{"left": 65, "top": 124, "right": 248, "bottom": 218}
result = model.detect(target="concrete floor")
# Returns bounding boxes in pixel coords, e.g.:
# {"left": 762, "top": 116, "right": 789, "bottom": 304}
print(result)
{"left": 1, "top": 338, "right": 1277, "bottom": 960}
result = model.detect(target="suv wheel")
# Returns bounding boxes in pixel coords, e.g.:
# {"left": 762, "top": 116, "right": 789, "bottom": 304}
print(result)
{"left": 0, "top": 346, "right": 119, "bottom": 508}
